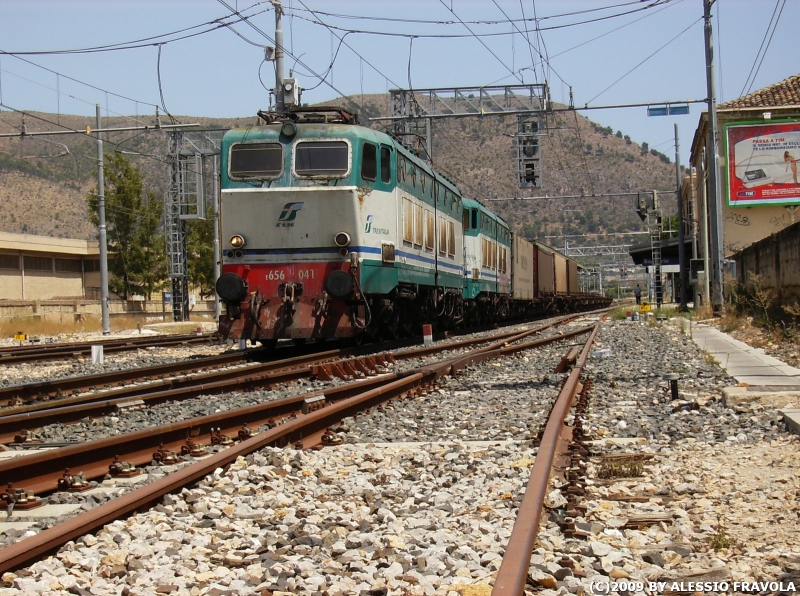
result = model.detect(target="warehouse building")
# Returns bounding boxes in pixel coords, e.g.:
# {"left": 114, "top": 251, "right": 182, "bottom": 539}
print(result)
{"left": 0, "top": 232, "right": 101, "bottom": 301}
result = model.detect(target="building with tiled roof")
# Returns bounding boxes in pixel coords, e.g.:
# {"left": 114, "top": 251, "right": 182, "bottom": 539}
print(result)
{"left": 688, "top": 73, "right": 800, "bottom": 307}
{"left": 717, "top": 73, "right": 800, "bottom": 110}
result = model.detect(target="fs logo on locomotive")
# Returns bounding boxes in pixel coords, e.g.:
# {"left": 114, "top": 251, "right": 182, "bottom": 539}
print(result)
{"left": 277, "top": 202, "right": 303, "bottom": 227}
{"left": 365, "top": 214, "right": 389, "bottom": 235}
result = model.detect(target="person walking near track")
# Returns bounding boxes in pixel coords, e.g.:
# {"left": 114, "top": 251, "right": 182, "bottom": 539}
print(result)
{"left": 634, "top": 283, "right": 642, "bottom": 305}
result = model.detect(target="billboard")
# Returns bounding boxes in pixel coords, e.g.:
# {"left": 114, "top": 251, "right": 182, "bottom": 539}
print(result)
{"left": 725, "top": 120, "right": 800, "bottom": 207}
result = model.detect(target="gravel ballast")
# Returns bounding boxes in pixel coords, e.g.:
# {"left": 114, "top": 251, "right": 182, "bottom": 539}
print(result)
{"left": 0, "top": 315, "right": 797, "bottom": 596}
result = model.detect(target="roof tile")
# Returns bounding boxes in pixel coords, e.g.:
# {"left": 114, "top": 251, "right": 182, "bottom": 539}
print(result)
{"left": 718, "top": 73, "right": 800, "bottom": 109}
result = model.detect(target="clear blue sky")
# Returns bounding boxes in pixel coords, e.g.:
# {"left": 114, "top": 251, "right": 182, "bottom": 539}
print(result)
{"left": 0, "top": 0, "right": 797, "bottom": 166}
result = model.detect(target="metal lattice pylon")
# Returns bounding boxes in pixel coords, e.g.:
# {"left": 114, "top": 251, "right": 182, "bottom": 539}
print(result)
{"left": 165, "top": 130, "right": 226, "bottom": 321}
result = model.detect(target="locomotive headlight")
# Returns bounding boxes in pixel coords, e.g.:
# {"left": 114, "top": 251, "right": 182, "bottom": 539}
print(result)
{"left": 229, "top": 234, "right": 246, "bottom": 249}
{"left": 333, "top": 232, "right": 351, "bottom": 247}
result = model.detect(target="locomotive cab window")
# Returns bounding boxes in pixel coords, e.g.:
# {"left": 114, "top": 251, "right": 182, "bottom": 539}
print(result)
{"left": 294, "top": 140, "right": 349, "bottom": 177}
{"left": 361, "top": 143, "right": 377, "bottom": 181}
{"left": 229, "top": 142, "right": 283, "bottom": 179}
{"left": 380, "top": 146, "right": 391, "bottom": 183}
{"left": 472, "top": 209, "right": 479, "bottom": 230}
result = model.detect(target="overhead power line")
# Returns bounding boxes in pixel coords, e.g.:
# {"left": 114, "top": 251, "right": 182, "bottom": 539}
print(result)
{"left": 215, "top": 0, "right": 353, "bottom": 105}
{"left": 740, "top": 0, "right": 786, "bottom": 97}
{"left": 586, "top": 16, "right": 702, "bottom": 104}
{"left": 0, "top": 5, "right": 271, "bottom": 55}
{"left": 438, "top": 0, "right": 523, "bottom": 84}
{"left": 285, "top": 1, "right": 672, "bottom": 35}
{"left": 285, "top": 1, "right": 652, "bottom": 26}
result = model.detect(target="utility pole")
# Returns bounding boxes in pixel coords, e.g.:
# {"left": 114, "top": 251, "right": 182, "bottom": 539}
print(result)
{"left": 95, "top": 104, "right": 110, "bottom": 335}
{"left": 703, "top": 0, "right": 725, "bottom": 314}
{"left": 212, "top": 155, "right": 221, "bottom": 319}
{"left": 274, "top": 1, "right": 285, "bottom": 115}
{"left": 675, "top": 124, "right": 688, "bottom": 310}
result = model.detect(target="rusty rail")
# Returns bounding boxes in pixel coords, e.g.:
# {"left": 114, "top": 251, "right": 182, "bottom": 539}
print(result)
{"left": 0, "top": 314, "right": 603, "bottom": 572}
{"left": 492, "top": 317, "right": 604, "bottom": 596}
{"left": 0, "top": 313, "right": 599, "bottom": 441}
{"left": 0, "top": 334, "right": 218, "bottom": 365}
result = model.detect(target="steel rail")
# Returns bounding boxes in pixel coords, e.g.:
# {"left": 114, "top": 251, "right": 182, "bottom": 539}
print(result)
{"left": 0, "top": 312, "right": 597, "bottom": 433}
{"left": 0, "top": 366, "right": 402, "bottom": 495}
{"left": 492, "top": 317, "right": 604, "bottom": 596}
{"left": 0, "top": 333, "right": 214, "bottom": 354}
{"left": 0, "top": 313, "right": 573, "bottom": 410}
{"left": 0, "top": 316, "right": 590, "bottom": 493}
{"left": 0, "top": 315, "right": 600, "bottom": 572}
{"left": 0, "top": 334, "right": 218, "bottom": 365}
{"left": 0, "top": 370, "right": 434, "bottom": 574}
{"left": 0, "top": 350, "right": 249, "bottom": 407}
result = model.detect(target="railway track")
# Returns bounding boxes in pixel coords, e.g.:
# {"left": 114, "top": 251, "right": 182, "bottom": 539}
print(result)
{"left": 0, "top": 310, "right": 606, "bottom": 426}
{"left": 0, "top": 312, "right": 605, "bottom": 575}
{"left": 0, "top": 333, "right": 220, "bottom": 365}
{"left": 0, "top": 313, "right": 595, "bottom": 444}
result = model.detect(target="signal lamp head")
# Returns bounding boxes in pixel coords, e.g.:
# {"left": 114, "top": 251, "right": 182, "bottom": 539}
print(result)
{"left": 334, "top": 232, "right": 351, "bottom": 247}
{"left": 281, "top": 121, "right": 297, "bottom": 137}
{"left": 229, "top": 234, "right": 246, "bottom": 249}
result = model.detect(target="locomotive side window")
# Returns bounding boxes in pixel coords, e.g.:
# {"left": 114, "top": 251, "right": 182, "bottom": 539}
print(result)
{"left": 380, "top": 146, "right": 391, "bottom": 183}
{"left": 295, "top": 140, "right": 349, "bottom": 177}
{"left": 413, "top": 203, "right": 423, "bottom": 247}
{"left": 402, "top": 198, "right": 414, "bottom": 244}
{"left": 425, "top": 210, "right": 434, "bottom": 251}
{"left": 229, "top": 142, "right": 282, "bottom": 179}
{"left": 462, "top": 209, "right": 470, "bottom": 230}
{"left": 361, "top": 143, "right": 377, "bottom": 181}
{"left": 439, "top": 217, "right": 447, "bottom": 255}
{"left": 447, "top": 221, "right": 456, "bottom": 257}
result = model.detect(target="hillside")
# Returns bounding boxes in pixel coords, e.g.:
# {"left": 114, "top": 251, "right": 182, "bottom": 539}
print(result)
{"left": 0, "top": 98, "right": 679, "bottom": 248}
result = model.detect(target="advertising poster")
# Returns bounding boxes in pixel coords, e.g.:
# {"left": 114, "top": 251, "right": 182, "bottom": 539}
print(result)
{"left": 725, "top": 120, "right": 800, "bottom": 207}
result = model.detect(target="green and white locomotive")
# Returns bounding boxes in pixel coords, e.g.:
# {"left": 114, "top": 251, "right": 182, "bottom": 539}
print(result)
{"left": 215, "top": 106, "right": 606, "bottom": 345}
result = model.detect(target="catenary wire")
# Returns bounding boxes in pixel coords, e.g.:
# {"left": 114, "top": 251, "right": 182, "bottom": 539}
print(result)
{"left": 286, "top": 1, "right": 651, "bottom": 26}
{"left": 215, "top": 0, "right": 353, "bottom": 106}
{"left": 0, "top": 6, "right": 270, "bottom": 55}
{"left": 741, "top": 0, "right": 786, "bottom": 97}
{"left": 738, "top": 0, "right": 781, "bottom": 98}
{"left": 439, "top": 0, "right": 523, "bottom": 85}
{"left": 585, "top": 16, "right": 701, "bottom": 105}
{"left": 293, "top": 0, "right": 404, "bottom": 95}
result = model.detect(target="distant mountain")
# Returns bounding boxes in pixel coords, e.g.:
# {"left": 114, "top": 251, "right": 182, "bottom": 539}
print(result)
{"left": 0, "top": 98, "right": 679, "bottom": 250}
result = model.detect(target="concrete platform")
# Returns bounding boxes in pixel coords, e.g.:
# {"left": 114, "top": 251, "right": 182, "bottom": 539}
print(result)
{"left": 691, "top": 324, "right": 800, "bottom": 385}
{"left": 782, "top": 409, "right": 800, "bottom": 435}
{"left": 691, "top": 324, "right": 800, "bottom": 436}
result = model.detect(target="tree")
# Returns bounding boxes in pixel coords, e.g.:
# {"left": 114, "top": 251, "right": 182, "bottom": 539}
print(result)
{"left": 187, "top": 208, "right": 216, "bottom": 298}
{"left": 87, "top": 152, "right": 166, "bottom": 300}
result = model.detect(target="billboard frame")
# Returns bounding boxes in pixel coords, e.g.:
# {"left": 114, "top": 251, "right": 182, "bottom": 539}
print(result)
{"left": 723, "top": 118, "right": 800, "bottom": 208}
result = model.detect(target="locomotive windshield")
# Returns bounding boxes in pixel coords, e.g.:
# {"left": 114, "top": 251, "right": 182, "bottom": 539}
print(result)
{"left": 295, "top": 141, "right": 349, "bottom": 177}
{"left": 229, "top": 142, "right": 283, "bottom": 179}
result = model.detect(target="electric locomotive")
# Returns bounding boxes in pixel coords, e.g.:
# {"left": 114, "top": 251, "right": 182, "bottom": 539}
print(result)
{"left": 215, "top": 107, "right": 465, "bottom": 345}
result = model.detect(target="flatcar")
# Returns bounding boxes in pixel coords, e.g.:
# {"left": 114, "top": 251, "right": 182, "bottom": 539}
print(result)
{"left": 215, "top": 107, "right": 609, "bottom": 345}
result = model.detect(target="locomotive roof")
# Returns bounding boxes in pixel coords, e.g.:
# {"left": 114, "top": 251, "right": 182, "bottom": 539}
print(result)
{"left": 462, "top": 197, "right": 509, "bottom": 229}
{"left": 222, "top": 122, "right": 463, "bottom": 197}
